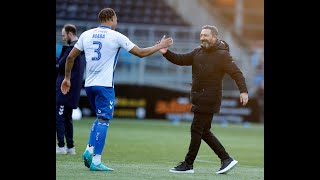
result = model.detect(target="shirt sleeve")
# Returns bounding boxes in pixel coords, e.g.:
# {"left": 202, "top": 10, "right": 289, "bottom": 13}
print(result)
{"left": 222, "top": 52, "right": 248, "bottom": 93}
{"left": 74, "top": 33, "right": 85, "bottom": 51}
{"left": 116, "top": 32, "right": 136, "bottom": 52}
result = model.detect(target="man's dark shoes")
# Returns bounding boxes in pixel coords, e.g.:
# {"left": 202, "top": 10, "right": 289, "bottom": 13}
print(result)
{"left": 169, "top": 161, "right": 194, "bottom": 173}
{"left": 216, "top": 157, "right": 238, "bottom": 174}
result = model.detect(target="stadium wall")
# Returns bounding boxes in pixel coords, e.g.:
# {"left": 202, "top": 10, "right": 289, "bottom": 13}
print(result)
{"left": 78, "top": 84, "right": 261, "bottom": 123}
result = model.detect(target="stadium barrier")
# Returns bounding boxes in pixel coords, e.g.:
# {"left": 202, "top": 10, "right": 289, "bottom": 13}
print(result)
{"left": 78, "top": 84, "right": 261, "bottom": 123}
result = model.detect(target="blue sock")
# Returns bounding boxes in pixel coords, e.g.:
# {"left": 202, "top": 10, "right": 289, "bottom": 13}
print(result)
{"left": 93, "top": 120, "right": 109, "bottom": 155}
{"left": 88, "top": 118, "right": 98, "bottom": 146}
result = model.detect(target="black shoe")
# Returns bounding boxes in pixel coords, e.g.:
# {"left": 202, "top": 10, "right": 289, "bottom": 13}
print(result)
{"left": 216, "top": 157, "right": 238, "bottom": 174}
{"left": 169, "top": 161, "right": 194, "bottom": 173}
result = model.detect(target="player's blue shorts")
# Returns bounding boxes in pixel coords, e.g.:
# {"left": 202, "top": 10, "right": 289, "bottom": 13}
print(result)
{"left": 85, "top": 86, "right": 115, "bottom": 120}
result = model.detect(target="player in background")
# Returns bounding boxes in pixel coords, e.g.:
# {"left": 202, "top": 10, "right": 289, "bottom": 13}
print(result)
{"left": 56, "top": 24, "right": 85, "bottom": 155}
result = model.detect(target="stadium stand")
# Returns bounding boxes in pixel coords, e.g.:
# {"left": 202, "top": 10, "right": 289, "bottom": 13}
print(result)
{"left": 198, "top": 0, "right": 264, "bottom": 43}
{"left": 56, "top": 0, "right": 262, "bottom": 95}
{"left": 56, "top": 0, "right": 190, "bottom": 26}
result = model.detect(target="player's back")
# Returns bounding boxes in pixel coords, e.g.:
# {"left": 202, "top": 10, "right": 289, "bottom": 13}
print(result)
{"left": 75, "top": 26, "right": 124, "bottom": 87}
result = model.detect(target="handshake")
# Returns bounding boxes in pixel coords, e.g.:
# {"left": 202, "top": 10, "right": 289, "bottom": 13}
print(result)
{"left": 156, "top": 35, "right": 173, "bottom": 54}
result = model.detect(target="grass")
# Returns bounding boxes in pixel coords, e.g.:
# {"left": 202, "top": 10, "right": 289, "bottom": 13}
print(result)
{"left": 56, "top": 118, "right": 264, "bottom": 180}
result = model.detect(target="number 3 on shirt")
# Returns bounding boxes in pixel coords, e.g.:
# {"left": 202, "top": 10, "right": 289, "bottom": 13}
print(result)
{"left": 92, "top": 41, "right": 102, "bottom": 61}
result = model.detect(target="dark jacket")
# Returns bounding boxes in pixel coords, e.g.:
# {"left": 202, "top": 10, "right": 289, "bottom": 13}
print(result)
{"left": 56, "top": 57, "right": 59, "bottom": 80}
{"left": 56, "top": 41, "right": 85, "bottom": 109}
{"left": 163, "top": 39, "right": 248, "bottom": 113}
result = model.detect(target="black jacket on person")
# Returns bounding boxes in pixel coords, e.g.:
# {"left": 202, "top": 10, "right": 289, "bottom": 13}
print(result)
{"left": 162, "top": 39, "right": 248, "bottom": 113}
{"left": 56, "top": 41, "right": 85, "bottom": 109}
{"left": 56, "top": 56, "right": 59, "bottom": 80}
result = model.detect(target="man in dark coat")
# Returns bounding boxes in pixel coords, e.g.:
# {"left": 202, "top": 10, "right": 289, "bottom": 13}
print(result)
{"left": 56, "top": 24, "right": 85, "bottom": 155}
{"left": 159, "top": 25, "right": 249, "bottom": 174}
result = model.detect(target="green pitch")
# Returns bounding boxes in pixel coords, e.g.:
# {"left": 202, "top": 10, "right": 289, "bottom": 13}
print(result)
{"left": 56, "top": 118, "right": 264, "bottom": 180}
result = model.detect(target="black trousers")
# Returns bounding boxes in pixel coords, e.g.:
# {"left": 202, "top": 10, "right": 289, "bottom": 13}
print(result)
{"left": 56, "top": 104, "right": 74, "bottom": 148}
{"left": 184, "top": 112, "right": 229, "bottom": 165}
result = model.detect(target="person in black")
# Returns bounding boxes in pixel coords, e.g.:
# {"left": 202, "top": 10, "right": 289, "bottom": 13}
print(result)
{"left": 56, "top": 24, "right": 85, "bottom": 155}
{"left": 159, "top": 25, "right": 249, "bottom": 174}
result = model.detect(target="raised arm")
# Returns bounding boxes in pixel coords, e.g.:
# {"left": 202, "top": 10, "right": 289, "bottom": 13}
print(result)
{"left": 160, "top": 48, "right": 197, "bottom": 66}
{"left": 129, "top": 36, "right": 173, "bottom": 58}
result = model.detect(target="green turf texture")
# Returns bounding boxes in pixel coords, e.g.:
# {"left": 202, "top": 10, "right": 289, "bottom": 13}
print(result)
{"left": 56, "top": 118, "right": 264, "bottom": 180}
